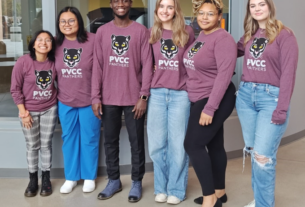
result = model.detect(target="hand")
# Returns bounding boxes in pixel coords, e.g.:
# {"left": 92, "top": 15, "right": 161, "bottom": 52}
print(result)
{"left": 153, "top": 65, "right": 156, "bottom": 72}
{"left": 92, "top": 103, "right": 102, "bottom": 120}
{"left": 132, "top": 98, "right": 147, "bottom": 119}
{"left": 22, "top": 115, "right": 34, "bottom": 129}
{"left": 199, "top": 112, "right": 213, "bottom": 126}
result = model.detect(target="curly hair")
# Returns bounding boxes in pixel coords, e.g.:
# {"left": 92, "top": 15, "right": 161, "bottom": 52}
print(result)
{"left": 192, "top": 0, "right": 224, "bottom": 15}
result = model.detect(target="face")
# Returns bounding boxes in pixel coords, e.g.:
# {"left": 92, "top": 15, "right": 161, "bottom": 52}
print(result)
{"left": 33, "top": 33, "right": 52, "bottom": 55}
{"left": 110, "top": 0, "right": 132, "bottom": 19}
{"left": 249, "top": 0, "right": 269, "bottom": 22}
{"left": 59, "top": 11, "right": 79, "bottom": 38}
{"left": 157, "top": 0, "right": 175, "bottom": 24}
{"left": 196, "top": 3, "right": 221, "bottom": 33}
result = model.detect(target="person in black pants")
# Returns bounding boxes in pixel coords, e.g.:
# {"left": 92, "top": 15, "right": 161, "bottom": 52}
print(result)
{"left": 182, "top": 1, "right": 237, "bottom": 206}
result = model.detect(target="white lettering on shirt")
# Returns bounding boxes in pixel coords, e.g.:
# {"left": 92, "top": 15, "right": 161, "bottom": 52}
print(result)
{"left": 61, "top": 68, "right": 83, "bottom": 78}
{"left": 183, "top": 58, "right": 195, "bottom": 70}
{"left": 246, "top": 59, "right": 267, "bottom": 72}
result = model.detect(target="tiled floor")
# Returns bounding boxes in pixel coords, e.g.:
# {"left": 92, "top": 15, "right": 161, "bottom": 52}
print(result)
{"left": 1, "top": 137, "right": 304, "bottom": 207}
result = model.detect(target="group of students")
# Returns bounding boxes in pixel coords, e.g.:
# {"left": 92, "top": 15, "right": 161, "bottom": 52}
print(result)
{"left": 10, "top": 0, "right": 298, "bottom": 207}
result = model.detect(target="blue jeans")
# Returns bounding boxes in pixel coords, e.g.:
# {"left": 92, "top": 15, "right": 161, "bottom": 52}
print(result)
{"left": 58, "top": 101, "right": 102, "bottom": 180}
{"left": 236, "top": 81, "right": 290, "bottom": 207}
{"left": 147, "top": 88, "right": 190, "bottom": 200}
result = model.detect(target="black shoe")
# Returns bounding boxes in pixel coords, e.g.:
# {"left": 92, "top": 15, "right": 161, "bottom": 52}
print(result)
{"left": 194, "top": 194, "right": 227, "bottom": 205}
{"left": 40, "top": 171, "right": 52, "bottom": 196}
{"left": 214, "top": 198, "right": 222, "bottom": 207}
{"left": 24, "top": 172, "right": 38, "bottom": 197}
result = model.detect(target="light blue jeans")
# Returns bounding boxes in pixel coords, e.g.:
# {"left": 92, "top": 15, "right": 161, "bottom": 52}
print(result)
{"left": 147, "top": 88, "right": 190, "bottom": 201}
{"left": 236, "top": 81, "right": 290, "bottom": 207}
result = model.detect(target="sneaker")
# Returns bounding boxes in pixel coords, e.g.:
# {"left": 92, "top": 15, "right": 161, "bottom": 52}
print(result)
{"left": 128, "top": 180, "right": 142, "bottom": 202}
{"left": 97, "top": 179, "right": 122, "bottom": 200}
{"left": 194, "top": 194, "right": 228, "bottom": 205}
{"left": 24, "top": 172, "right": 38, "bottom": 197}
{"left": 60, "top": 180, "right": 77, "bottom": 194}
{"left": 40, "top": 171, "right": 52, "bottom": 196}
{"left": 167, "top": 196, "right": 182, "bottom": 204}
{"left": 244, "top": 200, "right": 255, "bottom": 207}
{"left": 155, "top": 193, "right": 167, "bottom": 203}
{"left": 83, "top": 180, "right": 95, "bottom": 193}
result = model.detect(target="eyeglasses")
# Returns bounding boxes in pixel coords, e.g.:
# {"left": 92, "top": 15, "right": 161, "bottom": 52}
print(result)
{"left": 36, "top": 38, "right": 52, "bottom": 43}
{"left": 198, "top": 11, "right": 218, "bottom": 18}
{"left": 59, "top": 19, "right": 76, "bottom": 26}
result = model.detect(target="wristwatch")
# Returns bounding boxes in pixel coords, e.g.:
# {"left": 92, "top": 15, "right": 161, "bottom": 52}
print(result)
{"left": 140, "top": 95, "right": 148, "bottom": 101}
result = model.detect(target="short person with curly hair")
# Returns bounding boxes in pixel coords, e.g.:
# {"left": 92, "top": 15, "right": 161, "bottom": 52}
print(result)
{"left": 183, "top": 0, "right": 237, "bottom": 207}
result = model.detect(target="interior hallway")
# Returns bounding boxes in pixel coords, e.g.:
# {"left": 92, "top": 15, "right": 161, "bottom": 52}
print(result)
{"left": 1, "top": 137, "right": 304, "bottom": 207}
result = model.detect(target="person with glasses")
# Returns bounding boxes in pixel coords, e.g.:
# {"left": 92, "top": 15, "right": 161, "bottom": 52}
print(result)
{"left": 147, "top": 0, "right": 195, "bottom": 204}
{"left": 91, "top": 0, "right": 153, "bottom": 203}
{"left": 10, "top": 30, "right": 57, "bottom": 197}
{"left": 237, "top": 0, "right": 298, "bottom": 206}
{"left": 55, "top": 6, "right": 102, "bottom": 194}
{"left": 183, "top": 0, "right": 237, "bottom": 207}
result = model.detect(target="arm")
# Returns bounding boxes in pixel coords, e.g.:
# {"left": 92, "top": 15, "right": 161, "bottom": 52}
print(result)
{"left": 10, "top": 58, "right": 33, "bottom": 128}
{"left": 272, "top": 35, "right": 299, "bottom": 124}
{"left": 201, "top": 37, "right": 237, "bottom": 119}
{"left": 91, "top": 30, "right": 104, "bottom": 120}
{"left": 133, "top": 28, "right": 153, "bottom": 119}
{"left": 237, "top": 35, "right": 245, "bottom": 57}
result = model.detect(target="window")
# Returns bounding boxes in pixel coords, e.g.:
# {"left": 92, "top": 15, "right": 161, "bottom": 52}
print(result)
{"left": 0, "top": 0, "right": 43, "bottom": 117}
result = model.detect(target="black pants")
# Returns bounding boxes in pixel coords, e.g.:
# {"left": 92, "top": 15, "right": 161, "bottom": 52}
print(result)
{"left": 184, "top": 82, "right": 236, "bottom": 196}
{"left": 102, "top": 105, "right": 146, "bottom": 181}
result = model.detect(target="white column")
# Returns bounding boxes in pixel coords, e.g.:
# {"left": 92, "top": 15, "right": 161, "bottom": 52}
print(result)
{"left": 42, "top": 0, "right": 56, "bottom": 36}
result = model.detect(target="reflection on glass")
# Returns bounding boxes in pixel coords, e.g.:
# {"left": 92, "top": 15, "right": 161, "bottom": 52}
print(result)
{"left": 0, "top": 0, "right": 42, "bottom": 117}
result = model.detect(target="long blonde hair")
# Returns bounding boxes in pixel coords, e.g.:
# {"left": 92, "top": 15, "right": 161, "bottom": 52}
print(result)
{"left": 244, "top": 0, "right": 284, "bottom": 45}
{"left": 192, "top": 0, "right": 224, "bottom": 16}
{"left": 149, "top": 0, "right": 189, "bottom": 47}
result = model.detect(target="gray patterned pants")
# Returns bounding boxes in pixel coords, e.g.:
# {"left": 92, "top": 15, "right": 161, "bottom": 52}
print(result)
{"left": 20, "top": 104, "right": 58, "bottom": 173}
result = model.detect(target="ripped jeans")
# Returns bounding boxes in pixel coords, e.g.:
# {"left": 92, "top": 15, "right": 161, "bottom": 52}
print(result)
{"left": 236, "top": 81, "right": 290, "bottom": 207}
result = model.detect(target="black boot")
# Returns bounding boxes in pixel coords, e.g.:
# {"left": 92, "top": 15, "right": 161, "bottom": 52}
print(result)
{"left": 24, "top": 172, "right": 38, "bottom": 197}
{"left": 40, "top": 171, "right": 52, "bottom": 196}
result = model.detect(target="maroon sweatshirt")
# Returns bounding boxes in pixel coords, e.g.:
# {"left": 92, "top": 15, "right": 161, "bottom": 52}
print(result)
{"left": 10, "top": 54, "right": 57, "bottom": 112}
{"left": 91, "top": 21, "right": 153, "bottom": 106}
{"left": 150, "top": 26, "right": 195, "bottom": 90}
{"left": 238, "top": 28, "right": 299, "bottom": 124}
{"left": 183, "top": 29, "right": 237, "bottom": 117}
{"left": 55, "top": 32, "right": 95, "bottom": 107}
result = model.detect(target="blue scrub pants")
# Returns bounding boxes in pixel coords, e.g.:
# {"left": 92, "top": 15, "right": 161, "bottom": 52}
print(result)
{"left": 58, "top": 101, "right": 101, "bottom": 180}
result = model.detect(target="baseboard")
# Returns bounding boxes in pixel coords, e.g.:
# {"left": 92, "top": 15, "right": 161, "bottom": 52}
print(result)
{"left": 1, "top": 130, "right": 304, "bottom": 178}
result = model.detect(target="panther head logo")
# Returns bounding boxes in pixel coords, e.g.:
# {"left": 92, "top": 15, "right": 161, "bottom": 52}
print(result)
{"left": 160, "top": 38, "right": 178, "bottom": 59}
{"left": 63, "top": 48, "right": 82, "bottom": 68}
{"left": 111, "top": 35, "right": 131, "bottom": 56}
{"left": 188, "top": 41, "right": 204, "bottom": 59}
{"left": 249, "top": 38, "right": 269, "bottom": 59}
{"left": 35, "top": 70, "right": 52, "bottom": 90}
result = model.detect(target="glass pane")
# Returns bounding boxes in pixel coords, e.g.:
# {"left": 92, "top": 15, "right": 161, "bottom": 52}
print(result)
{"left": 57, "top": 0, "right": 149, "bottom": 33}
{"left": 182, "top": 0, "right": 230, "bottom": 36}
{"left": 0, "top": 0, "right": 43, "bottom": 117}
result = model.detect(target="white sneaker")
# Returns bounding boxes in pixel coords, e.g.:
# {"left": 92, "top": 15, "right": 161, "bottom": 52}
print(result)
{"left": 60, "top": 180, "right": 77, "bottom": 194}
{"left": 83, "top": 180, "right": 95, "bottom": 193}
{"left": 167, "top": 196, "right": 181, "bottom": 205}
{"left": 244, "top": 200, "right": 255, "bottom": 207}
{"left": 155, "top": 193, "right": 167, "bottom": 203}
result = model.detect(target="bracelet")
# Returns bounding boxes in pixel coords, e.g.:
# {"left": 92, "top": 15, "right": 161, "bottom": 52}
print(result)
{"left": 19, "top": 110, "right": 29, "bottom": 118}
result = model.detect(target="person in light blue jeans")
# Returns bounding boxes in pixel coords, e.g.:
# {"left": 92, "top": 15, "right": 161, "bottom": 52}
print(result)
{"left": 147, "top": 0, "right": 195, "bottom": 204}
{"left": 237, "top": 1, "right": 298, "bottom": 206}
